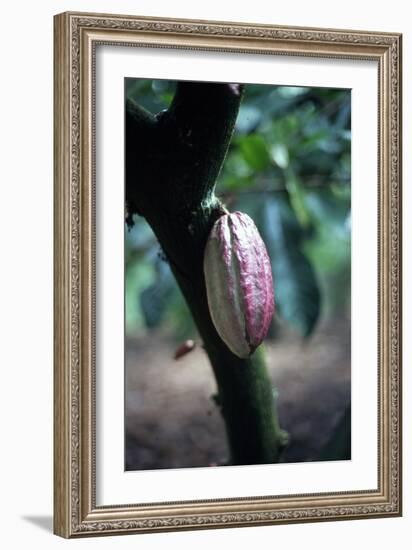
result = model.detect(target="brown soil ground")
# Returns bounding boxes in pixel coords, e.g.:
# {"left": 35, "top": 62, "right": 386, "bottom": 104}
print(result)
{"left": 125, "top": 317, "right": 350, "bottom": 470}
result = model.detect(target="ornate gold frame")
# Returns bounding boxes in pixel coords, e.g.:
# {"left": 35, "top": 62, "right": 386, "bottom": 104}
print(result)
{"left": 53, "top": 11, "right": 402, "bottom": 538}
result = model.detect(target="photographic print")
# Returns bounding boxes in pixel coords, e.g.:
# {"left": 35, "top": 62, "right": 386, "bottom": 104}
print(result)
{"left": 54, "top": 12, "right": 401, "bottom": 537}
{"left": 125, "top": 79, "right": 351, "bottom": 471}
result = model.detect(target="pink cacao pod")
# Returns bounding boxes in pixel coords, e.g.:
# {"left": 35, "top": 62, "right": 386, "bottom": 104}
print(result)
{"left": 203, "top": 211, "right": 274, "bottom": 358}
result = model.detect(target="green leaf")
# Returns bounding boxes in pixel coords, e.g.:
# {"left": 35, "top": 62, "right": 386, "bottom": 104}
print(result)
{"left": 270, "top": 143, "right": 289, "bottom": 169}
{"left": 224, "top": 150, "right": 253, "bottom": 179}
{"left": 304, "top": 188, "right": 350, "bottom": 231}
{"left": 261, "top": 195, "right": 321, "bottom": 336}
{"left": 278, "top": 86, "right": 309, "bottom": 98}
{"left": 285, "top": 169, "right": 311, "bottom": 228}
{"left": 151, "top": 79, "right": 171, "bottom": 94}
{"left": 237, "top": 134, "right": 271, "bottom": 171}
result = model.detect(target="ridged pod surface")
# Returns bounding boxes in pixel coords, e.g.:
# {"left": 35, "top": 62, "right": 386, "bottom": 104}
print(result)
{"left": 203, "top": 211, "right": 275, "bottom": 358}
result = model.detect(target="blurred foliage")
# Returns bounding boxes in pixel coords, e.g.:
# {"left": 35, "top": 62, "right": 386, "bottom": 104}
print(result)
{"left": 261, "top": 194, "right": 320, "bottom": 337}
{"left": 125, "top": 79, "right": 351, "bottom": 339}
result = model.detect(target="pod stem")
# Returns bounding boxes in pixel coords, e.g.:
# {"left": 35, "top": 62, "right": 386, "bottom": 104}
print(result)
{"left": 126, "top": 81, "right": 286, "bottom": 465}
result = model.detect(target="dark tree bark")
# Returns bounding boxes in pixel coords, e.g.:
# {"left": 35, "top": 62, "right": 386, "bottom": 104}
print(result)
{"left": 126, "top": 81, "right": 287, "bottom": 465}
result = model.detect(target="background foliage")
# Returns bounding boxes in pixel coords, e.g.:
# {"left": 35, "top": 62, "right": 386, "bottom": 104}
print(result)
{"left": 125, "top": 79, "right": 351, "bottom": 341}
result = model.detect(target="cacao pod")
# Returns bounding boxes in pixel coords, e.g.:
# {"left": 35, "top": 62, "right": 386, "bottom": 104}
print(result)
{"left": 203, "top": 211, "right": 274, "bottom": 358}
